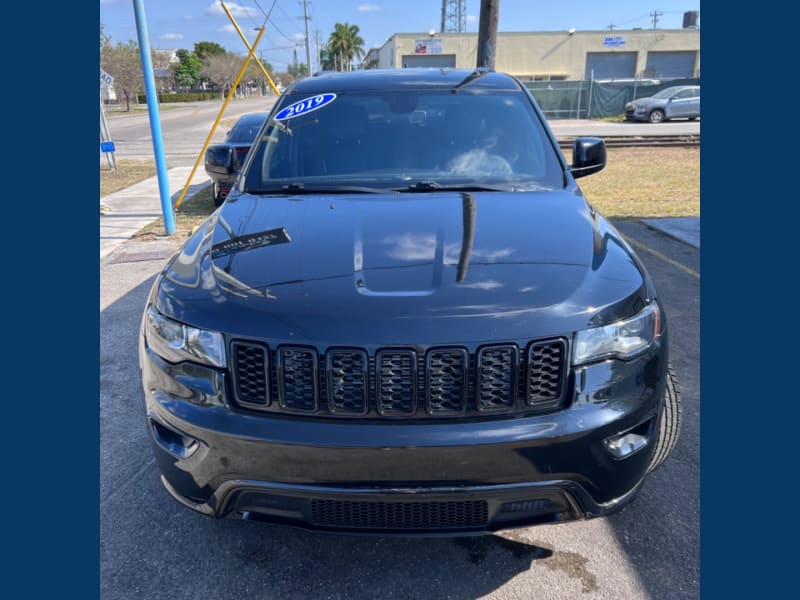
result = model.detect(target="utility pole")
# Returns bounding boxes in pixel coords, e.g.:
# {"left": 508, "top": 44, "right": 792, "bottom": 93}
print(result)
{"left": 650, "top": 10, "right": 663, "bottom": 29}
{"left": 607, "top": 23, "right": 616, "bottom": 31}
{"left": 476, "top": 0, "right": 499, "bottom": 69}
{"left": 315, "top": 29, "right": 321, "bottom": 72}
{"left": 302, "top": 0, "right": 312, "bottom": 75}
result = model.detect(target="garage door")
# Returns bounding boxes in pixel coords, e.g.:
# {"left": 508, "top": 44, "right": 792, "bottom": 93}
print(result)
{"left": 401, "top": 54, "right": 456, "bottom": 68}
{"left": 585, "top": 52, "right": 637, "bottom": 80}
{"left": 644, "top": 51, "right": 697, "bottom": 79}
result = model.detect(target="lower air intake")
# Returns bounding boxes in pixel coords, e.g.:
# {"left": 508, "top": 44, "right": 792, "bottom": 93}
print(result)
{"left": 310, "top": 499, "right": 489, "bottom": 530}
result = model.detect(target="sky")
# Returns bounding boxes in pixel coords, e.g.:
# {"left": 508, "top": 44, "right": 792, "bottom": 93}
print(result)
{"left": 99, "top": 1, "right": 700, "bottom": 72}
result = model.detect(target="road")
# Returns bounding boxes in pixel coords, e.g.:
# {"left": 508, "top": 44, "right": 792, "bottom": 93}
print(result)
{"left": 103, "top": 96, "right": 279, "bottom": 165}
{"left": 103, "top": 96, "right": 699, "bottom": 166}
{"left": 100, "top": 222, "right": 699, "bottom": 599}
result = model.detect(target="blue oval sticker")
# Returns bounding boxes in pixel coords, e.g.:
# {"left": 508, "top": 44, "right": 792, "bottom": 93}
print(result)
{"left": 274, "top": 93, "right": 337, "bottom": 121}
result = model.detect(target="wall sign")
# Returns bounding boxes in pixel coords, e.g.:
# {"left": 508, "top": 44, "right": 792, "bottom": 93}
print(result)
{"left": 603, "top": 36, "right": 626, "bottom": 47}
{"left": 414, "top": 38, "right": 443, "bottom": 54}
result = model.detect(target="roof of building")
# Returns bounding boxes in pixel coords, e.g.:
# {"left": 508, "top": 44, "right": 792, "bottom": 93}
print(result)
{"left": 292, "top": 68, "right": 520, "bottom": 94}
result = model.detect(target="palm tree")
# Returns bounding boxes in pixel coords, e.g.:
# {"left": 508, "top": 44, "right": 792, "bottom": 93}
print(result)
{"left": 327, "top": 23, "right": 365, "bottom": 71}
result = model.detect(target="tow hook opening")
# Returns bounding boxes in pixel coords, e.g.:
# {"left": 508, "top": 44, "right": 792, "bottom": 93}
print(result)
{"left": 149, "top": 417, "right": 200, "bottom": 460}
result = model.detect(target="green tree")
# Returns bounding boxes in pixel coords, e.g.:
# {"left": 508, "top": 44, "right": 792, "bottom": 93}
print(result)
{"left": 194, "top": 41, "right": 226, "bottom": 61}
{"left": 174, "top": 49, "right": 204, "bottom": 90}
{"left": 288, "top": 47, "right": 309, "bottom": 79}
{"left": 327, "top": 23, "right": 365, "bottom": 71}
{"left": 287, "top": 62, "right": 309, "bottom": 78}
{"left": 319, "top": 46, "right": 335, "bottom": 71}
{"left": 101, "top": 40, "right": 144, "bottom": 112}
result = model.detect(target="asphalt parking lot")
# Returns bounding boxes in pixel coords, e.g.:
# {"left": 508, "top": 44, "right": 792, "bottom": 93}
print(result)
{"left": 100, "top": 219, "right": 699, "bottom": 600}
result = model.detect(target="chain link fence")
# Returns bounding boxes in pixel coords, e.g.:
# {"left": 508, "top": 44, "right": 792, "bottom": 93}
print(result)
{"left": 524, "top": 77, "right": 700, "bottom": 119}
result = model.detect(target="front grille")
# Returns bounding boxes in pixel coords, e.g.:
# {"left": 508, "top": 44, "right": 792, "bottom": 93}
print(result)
{"left": 310, "top": 499, "right": 489, "bottom": 530}
{"left": 232, "top": 342, "right": 269, "bottom": 407}
{"left": 230, "top": 338, "right": 568, "bottom": 418}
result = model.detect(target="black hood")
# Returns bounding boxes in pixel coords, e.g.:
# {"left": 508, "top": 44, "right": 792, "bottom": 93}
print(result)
{"left": 157, "top": 190, "right": 647, "bottom": 346}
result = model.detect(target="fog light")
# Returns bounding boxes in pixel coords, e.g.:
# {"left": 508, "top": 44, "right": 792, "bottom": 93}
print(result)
{"left": 604, "top": 433, "right": 648, "bottom": 458}
{"left": 603, "top": 419, "right": 653, "bottom": 459}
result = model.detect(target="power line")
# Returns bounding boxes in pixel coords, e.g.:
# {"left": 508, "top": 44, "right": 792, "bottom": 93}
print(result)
{"left": 614, "top": 13, "right": 650, "bottom": 27}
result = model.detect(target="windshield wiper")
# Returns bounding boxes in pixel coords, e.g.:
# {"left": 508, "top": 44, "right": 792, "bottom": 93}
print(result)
{"left": 451, "top": 67, "right": 491, "bottom": 93}
{"left": 395, "top": 181, "right": 509, "bottom": 193}
{"left": 248, "top": 183, "right": 397, "bottom": 195}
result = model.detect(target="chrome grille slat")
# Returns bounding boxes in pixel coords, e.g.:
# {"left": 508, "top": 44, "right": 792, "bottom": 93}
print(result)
{"left": 527, "top": 340, "right": 567, "bottom": 406}
{"left": 376, "top": 350, "right": 417, "bottom": 415}
{"left": 277, "top": 347, "right": 318, "bottom": 411}
{"left": 231, "top": 341, "right": 270, "bottom": 408}
{"left": 477, "top": 345, "right": 519, "bottom": 411}
{"left": 426, "top": 348, "right": 468, "bottom": 414}
{"left": 328, "top": 349, "right": 368, "bottom": 414}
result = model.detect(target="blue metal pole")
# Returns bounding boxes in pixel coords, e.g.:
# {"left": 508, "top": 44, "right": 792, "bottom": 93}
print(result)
{"left": 132, "top": 0, "right": 175, "bottom": 234}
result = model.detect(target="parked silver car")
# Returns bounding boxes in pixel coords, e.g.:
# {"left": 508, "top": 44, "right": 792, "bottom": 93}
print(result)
{"left": 625, "top": 85, "right": 700, "bottom": 123}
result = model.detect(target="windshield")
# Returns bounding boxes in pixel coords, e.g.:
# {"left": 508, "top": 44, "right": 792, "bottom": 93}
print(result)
{"left": 242, "top": 89, "right": 564, "bottom": 193}
{"left": 227, "top": 117, "right": 267, "bottom": 144}
{"left": 651, "top": 86, "right": 683, "bottom": 99}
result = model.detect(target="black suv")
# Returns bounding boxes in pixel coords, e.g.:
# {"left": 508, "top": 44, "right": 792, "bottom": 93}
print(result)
{"left": 139, "top": 68, "right": 680, "bottom": 535}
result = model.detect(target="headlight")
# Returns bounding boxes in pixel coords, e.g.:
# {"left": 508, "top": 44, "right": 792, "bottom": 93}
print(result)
{"left": 572, "top": 303, "right": 660, "bottom": 365}
{"left": 144, "top": 306, "right": 226, "bottom": 368}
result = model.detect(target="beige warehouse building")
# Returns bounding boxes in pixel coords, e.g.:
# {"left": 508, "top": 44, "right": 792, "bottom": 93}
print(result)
{"left": 363, "top": 28, "right": 700, "bottom": 81}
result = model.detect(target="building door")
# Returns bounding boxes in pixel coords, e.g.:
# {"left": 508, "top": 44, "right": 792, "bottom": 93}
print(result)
{"left": 585, "top": 52, "right": 637, "bottom": 80}
{"left": 644, "top": 51, "right": 697, "bottom": 79}
{"left": 401, "top": 54, "right": 456, "bottom": 68}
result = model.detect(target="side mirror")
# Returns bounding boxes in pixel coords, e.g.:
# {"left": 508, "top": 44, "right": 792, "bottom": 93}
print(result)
{"left": 570, "top": 137, "right": 606, "bottom": 179}
{"left": 204, "top": 146, "right": 234, "bottom": 175}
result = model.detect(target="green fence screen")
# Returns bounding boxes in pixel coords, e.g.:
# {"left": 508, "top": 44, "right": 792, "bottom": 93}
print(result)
{"left": 524, "top": 78, "right": 700, "bottom": 119}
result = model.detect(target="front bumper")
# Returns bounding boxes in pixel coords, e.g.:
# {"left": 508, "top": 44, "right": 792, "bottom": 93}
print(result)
{"left": 625, "top": 107, "right": 649, "bottom": 121}
{"left": 141, "top": 338, "right": 668, "bottom": 535}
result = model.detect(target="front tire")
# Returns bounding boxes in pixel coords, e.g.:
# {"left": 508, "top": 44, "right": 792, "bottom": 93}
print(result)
{"left": 647, "top": 366, "right": 682, "bottom": 472}
{"left": 649, "top": 109, "right": 665, "bottom": 124}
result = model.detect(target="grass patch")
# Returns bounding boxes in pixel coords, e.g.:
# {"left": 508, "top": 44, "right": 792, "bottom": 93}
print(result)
{"left": 105, "top": 104, "right": 187, "bottom": 117}
{"left": 132, "top": 186, "right": 217, "bottom": 240}
{"left": 100, "top": 159, "right": 156, "bottom": 197}
{"left": 595, "top": 114, "right": 626, "bottom": 122}
{"left": 563, "top": 146, "right": 699, "bottom": 218}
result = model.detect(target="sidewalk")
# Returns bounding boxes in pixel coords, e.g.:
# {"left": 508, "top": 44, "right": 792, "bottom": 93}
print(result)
{"left": 642, "top": 217, "right": 700, "bottom": 248}
{"left": 100, "top": 167, "right": 211, "bottom": 259}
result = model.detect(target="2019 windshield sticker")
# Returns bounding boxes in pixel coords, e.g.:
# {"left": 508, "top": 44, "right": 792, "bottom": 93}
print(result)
{"left": 274, "top": 93, "right": 336, "bottom": 121}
